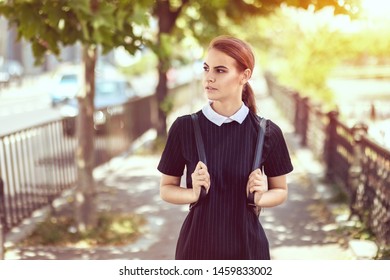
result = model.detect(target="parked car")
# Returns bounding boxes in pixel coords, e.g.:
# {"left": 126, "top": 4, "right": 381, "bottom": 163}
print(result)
{"left": 50, "top": 62, "right": 131, "bottom": 105}
{"left": 61, "top": 75, "right": 136, "bottom": 136}
{"left": 49, "top": 64, "right": 82, "bottom": 106}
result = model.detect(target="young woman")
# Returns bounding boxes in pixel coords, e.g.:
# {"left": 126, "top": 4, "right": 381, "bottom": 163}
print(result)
{"left": 157, "top": 35, "right": 293, "bottom": 260}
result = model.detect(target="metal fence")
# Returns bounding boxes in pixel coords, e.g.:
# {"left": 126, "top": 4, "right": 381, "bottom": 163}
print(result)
{"left": 265, "top": 72, "right": 390, "bottom": 247}
{"left": 0, "top": 120, "right": 77, "bottom": 232}
{"left": 0, "top": 95, "right": 154, "bottom": 244}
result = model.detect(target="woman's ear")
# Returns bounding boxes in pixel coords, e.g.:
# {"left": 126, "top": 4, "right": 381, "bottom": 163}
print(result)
{"left": 241, "top": 68, "right": 252, "bottom": 85}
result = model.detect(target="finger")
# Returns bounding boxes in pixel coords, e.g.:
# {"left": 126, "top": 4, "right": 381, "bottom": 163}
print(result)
{"left": 196, "top": 176, "right": 208, "bottom": 183}
{"left": 251, "top": 179, "right": 266, "bottom": 186}
{"left": 251, "top": 184, "right": 268, "bottom": 192}
{"left": 249, "top": 172, "right": 262, "bottom": 180}
{"left": 248, "top": 175, "right": 265, "bottom": 186}
{"left": 249, "top": 186, "right": 256, "bottom": 194}
{"left": 248, "top": 169, "right": 262, "bottom": 180}
{"left": 198, "top": 168, "right": 206, "bottom": 175}
{"left": 254, "top": 191, "right": 264, "bottom": 205}
{"left": 249, "top": 186, "right": 266, "bottom": 194}
{"left": 197, "top": 168, "right": 210, "bottom": 181}
{"left": 193, "top": 162, "right": 201, "bottom": 175}
{"left": 199, "top": 175, "right": 211, "bottom": 189}
{"left": 249, "top": 184, "right": 262, "bottom": 193}
{"left": 193, "top": 175, "right": 209, "bottom": 186}
{"left": 198, "top": 161, "right": 208, "bottom": 171}
{"left": 191, "top": 174, "right": 204, "bottom": 186}
{"left": 199, "top": 170, "right": 212, "bottom": 181}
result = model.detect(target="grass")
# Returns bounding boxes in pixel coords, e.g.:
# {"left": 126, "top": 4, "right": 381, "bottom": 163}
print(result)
{"left": 377, "top": 248, "right": 390, "bottom": 260}
{"left": 328, "top": 204, "right": 390, "bottom": 259}
{"left": 20, "top": 212, "right": 145, "bottom": 248}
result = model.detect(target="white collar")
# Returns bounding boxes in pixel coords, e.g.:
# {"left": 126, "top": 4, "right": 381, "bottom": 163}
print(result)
{"left": 202, "top": 101, "right": 249, "bottom": 126}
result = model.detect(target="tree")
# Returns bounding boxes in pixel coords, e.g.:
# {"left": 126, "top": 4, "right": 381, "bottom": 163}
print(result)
{"left": 0, "top": 0, "right": 151, "bottom": 232}
{"left": 0, "top": 0, "right": 359, "bottom": 231}
{"left": 149, "top": 0, "right": 359, "bottom": 138}
{"left": 243, "top": 6, "right": 357, "bottom": 104}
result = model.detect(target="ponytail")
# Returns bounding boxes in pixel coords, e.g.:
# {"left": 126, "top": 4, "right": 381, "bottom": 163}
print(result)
{"left": 242, "top": 82, "right": 257, "bottom": 114}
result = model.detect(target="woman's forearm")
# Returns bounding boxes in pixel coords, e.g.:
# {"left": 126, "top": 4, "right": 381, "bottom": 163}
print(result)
{"left": 256, "top": 188, "right": 288, "bottom": 208}
{"left": 160, "top": 185, "right": 197, "bottom": 205}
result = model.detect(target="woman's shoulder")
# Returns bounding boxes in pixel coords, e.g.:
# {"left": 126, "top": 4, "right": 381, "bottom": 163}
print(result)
{"left": 168, "top": 113, "right": 197, "bottom": 133}
{"left": 265, "top": 118, "right": 283, "bottom": 135}
{"left": 175, "top": 114, "right": 192, "bottom": 123}
{"left": 171, "top": 113, "right": 191, "bottom": 124}
{"left": 249, "top": 112, "right": 284, "bottom": 137}
{"left": 175, "top": 110, "right": 204, "bottom": 124}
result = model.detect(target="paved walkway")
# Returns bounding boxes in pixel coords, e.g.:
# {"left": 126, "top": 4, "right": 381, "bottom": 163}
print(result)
{"left": 4, "top": 75, "right": 357, "bottom": 260}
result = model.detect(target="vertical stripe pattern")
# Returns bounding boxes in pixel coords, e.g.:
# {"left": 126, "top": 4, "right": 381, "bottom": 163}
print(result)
{"left": 158, "top": 111, "right": 293, "bottom": 260}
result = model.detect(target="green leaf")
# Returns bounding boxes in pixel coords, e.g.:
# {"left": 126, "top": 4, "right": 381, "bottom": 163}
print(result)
{"left": 31, "top": 40, "right": 47, "bottom": 64}
{"left": 132, "top": 3, "right": 150, "bottom": 26}
{"left": 69, "top": 0, "right": 91, "bottom": 16}
{"left": 115, "top": 9, "right": 128, "bottom": 31}
{"left": 41, "top": 2, "right": 65, "bottom": 28}
{"left": 79, "top": 20, "right": 90, "bottom": 41}
{"left": 159, "top": 33, "right": 174, "bottom": 60}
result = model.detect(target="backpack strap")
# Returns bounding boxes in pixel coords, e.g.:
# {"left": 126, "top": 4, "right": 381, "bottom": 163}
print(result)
{"left": 247, "top": 117, "right": 267, "bottom": 215}
{"left": 190, "top": 113, "right": 207, "bottom": 209}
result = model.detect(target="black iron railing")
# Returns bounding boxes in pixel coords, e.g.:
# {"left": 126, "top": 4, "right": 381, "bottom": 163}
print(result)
{"left": 265, "top": 72, "right": 390, "bottom": 247}
{"left": 0, "top": 95, "right": 154, "bottom": 239}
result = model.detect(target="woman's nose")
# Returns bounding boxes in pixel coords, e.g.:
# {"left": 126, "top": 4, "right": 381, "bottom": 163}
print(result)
{"left": 206, "top": 74, "right": 215, "bottom": 83}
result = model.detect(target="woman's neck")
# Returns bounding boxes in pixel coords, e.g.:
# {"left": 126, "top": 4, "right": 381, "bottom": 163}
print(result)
{"left": 211, "top": 100, "right": 242, "bottom": 117}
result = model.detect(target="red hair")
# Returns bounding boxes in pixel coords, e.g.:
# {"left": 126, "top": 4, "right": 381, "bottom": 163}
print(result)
{"left": 208, "top": 35, "right": 257, "bottom": 114}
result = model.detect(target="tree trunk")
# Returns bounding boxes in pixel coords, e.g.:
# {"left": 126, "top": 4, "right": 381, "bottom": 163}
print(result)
{"left": 155, "top": 59, "right": 168, "bottom": 137}
{"left": 74, "top": 44, "right": 97, "bottom": 232}
{"left": 154, "top": 0, "right": 188, "bottom": 138}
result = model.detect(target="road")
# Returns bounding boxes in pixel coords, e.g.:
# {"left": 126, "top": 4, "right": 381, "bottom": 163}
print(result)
{"left": 0, "top": 71, "right": 154, "bottom": 136}
{"left": 0, "top": 74, "right": 52, "bottom": 116}
{"left": 0, "top": 74, "right": 58, "bottom": 135}
{"left": 0, "top": 64, "right": 199, "bottom": 136}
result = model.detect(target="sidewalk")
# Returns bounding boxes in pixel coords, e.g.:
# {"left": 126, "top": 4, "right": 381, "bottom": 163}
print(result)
{"left": 4, "top": 75, "right": 356, "bottom": 260}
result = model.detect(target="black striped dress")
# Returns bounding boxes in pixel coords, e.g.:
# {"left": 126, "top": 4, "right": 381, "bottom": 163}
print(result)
{"left": 157, "top": 110, "right": 293, "bottom": 260}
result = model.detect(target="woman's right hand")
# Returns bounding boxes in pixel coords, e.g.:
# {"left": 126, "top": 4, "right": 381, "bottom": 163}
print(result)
{"left": 191, "top": 161, "right": 210, "bottom": 201}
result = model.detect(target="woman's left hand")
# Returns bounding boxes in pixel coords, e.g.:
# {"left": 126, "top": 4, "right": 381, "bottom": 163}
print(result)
{"left": 246, "top": 168, "right": 267, "bottom": 206}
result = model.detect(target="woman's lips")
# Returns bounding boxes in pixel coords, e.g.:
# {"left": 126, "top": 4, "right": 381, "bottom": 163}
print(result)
{"left": 205, "top": 86, "right": 217, "bottom": 92}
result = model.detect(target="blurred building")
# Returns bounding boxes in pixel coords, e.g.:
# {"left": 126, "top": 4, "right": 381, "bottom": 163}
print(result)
{"left": 0, "top": 17, "right": 84, "bottom": 75}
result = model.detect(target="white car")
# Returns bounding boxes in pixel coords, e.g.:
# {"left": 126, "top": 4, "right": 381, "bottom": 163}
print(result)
{"left": 59, "top": 70, "right": 136, "bottom": 136}
{"left": 49, "top": 64, "right": 82, "bottom": 106}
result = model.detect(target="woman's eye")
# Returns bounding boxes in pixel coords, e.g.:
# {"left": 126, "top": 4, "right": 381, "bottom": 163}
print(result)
{"left": 203, "top": 67, "right": 209, "bottom": 72}
{"left": 216, "top": 69, "right": 225, "bottom": 73}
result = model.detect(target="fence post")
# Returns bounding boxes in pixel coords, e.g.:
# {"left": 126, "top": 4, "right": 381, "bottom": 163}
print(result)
{"left": 349, "top": 123, "right": 369, "bottom": 216}
{"left": 325, "top": 110, "right": 339, "bottom": 181}
{"left": 0, "top": 178, "right": 5, "bottom": 260}
{"left": 300, "top": 96, "right": 309, "bottom": 147}
{"left": 293, "top": 92, "right": 300, "bottom": 135}
{"left": 294, "top": 93, "right": 309, "bottom": 146}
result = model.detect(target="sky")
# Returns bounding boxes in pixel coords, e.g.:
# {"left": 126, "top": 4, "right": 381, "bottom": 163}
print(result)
{"left": 360, "top": 0, "right": 390, "bottom": 18}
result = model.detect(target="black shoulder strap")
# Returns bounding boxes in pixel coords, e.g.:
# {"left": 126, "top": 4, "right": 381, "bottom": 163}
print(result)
{"left": 191, "top": 113, "right": 207, "bottom": 166}
{"left": 190, "top": 113, "right": 207, "bottom": 209}
{"left": 247, "top": 117, "right": 267, "bottom": 209}
{"left": 252, "top": 117, "right": 267, "bottom": 171}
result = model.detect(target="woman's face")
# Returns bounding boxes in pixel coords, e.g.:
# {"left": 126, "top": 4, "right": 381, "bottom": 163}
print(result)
{"left": 203, "top": 48, "right": 245, "bottom": 104}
